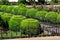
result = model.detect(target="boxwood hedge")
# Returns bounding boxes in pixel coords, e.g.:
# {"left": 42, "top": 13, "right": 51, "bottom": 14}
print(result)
{"left": 9, "top": 15, "right": 26, "bottom": 31}
{"left": 45, "top": 12, "right": 58, "bottom": 23}
{"left": 35, "top": 11, "right": 47, "bottom": 21}
{"left": 0, "top": 5, "right": 7, "bottom": 11}
{"left": 0, "top": 12, "right": 4, "bottom": 26}
{"left": 20, "top": 18, "right": 40, "bottom": 36}
{"left": 57, "top": 14, "right": 60, "bottom": 23}
{"left": 6, "top": 6, "right": 13, "bottom": 12}
{"left": 18, "top": 7, "right": 27, "bottom": 15}
{"left": 1, "top": 13, "right": 13, "bottom": 23}
{"left": 26, "top": 8, "right": 38, "bottom": 17}
{"left": 11, "top": 7, "right": 18, "bottom": 14}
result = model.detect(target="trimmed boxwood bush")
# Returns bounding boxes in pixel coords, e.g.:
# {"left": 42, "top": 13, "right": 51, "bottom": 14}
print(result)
{"left": 26, "top": 8, "right": 38, "bottom": 17}
{"left": 0, "top": 12, "right": 4, "bottom": 26}
{"left": 20, "top": 18, "right": 40, "bottom": 36}
{"left": 1, "top": 13, "right": 13, "bottom": 30}
{"left": 35, "top": 11, "right": 47, "bottom": 20}
{"left": 18, "top": 7, "right": 27, "bottom": 15}
{"left": 6, "top": 6, "right": 13, "bottom": 12}
{"left": 0, "top": 12, "right": 4, "bottom": 17}
{"left": 1, "top": 13, "right": 13, "bottom": 23}
{"left": 57, "top": 14, "right": 60, "bottom": 23}
{"left": 0, "top": 6, "right": 7, "bottom": 11}
{"left": 19, "top": 3, "right": 26, "bottom": 7}
{"left": 45, "top": 12, "right": 58, "bottom": 23}
{"left": 11, "top": 7, "right": 18, "bottom": 14}
{"left": 9, "top": 15, "right": 26, "bottom": 31}
{"left": 0, "top": 12, "right": 4, "bottom": 21}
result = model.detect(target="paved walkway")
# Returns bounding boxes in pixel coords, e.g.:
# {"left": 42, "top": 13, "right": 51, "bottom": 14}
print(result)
{"left": 2, "top": 36, "right": 60, "bottom": 40}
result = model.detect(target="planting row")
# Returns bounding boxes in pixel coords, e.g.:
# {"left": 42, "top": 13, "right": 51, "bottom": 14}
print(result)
{"left": 0, "top": 5, "right": 60, "bottom": 23}
{"left": 0, "top": 12, "right": 41, "bottom": 36}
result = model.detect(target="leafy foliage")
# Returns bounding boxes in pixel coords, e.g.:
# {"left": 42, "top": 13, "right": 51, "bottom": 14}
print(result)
{"left": 57, "top": 14, "right": 60, "bottom": 23}
{"left": 1, "top": 13, "right": 13, "bottom": 23}
{"left": 26, "top": 8, "right": 38, "bottom": 17}
{"left": 18, "top": 7, "right": 27, "bottom": 15}
{"left": 20, "top": 18, "right": 40, "bottom": 36}
{"left": 9, "top": 15, "right": 26, "bottom": 31}
{"left": 35, "top": 11, "right": 47, "bottom": 20}
{"left": 45, "top": 11, "right": 58, "bottom": 23}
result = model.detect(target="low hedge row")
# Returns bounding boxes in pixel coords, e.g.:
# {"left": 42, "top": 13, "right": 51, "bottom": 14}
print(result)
{"left": 0, "top": 12, "right": 41, "bottom": 36}
{"left": 0, "top": 5, "right": 60, "bottom": 23}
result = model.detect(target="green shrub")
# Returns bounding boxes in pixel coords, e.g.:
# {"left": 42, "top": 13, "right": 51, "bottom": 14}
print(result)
{"left": 26, "top": 8, "right": 38, "bottom": 17}
{"left": 20, "top": 18, "right": 40, "bottom": 36}
{"left": 18, "top": 7, "right": 27, "bottom": 15}
{"left": 0, "top": 6, "right": 7, "bottom": 11}
{"left": 0, "top": 12, "right": 4, "bottom": 26}
{"left": 57, "top": 14, "right": 60, "bottom": 23}
{"left": 1, "top": 13, "right": 13, "bottom": 23}
{"left": 19, "top": 3, "right": 26, "bottom": 7}
{"left": 35, "top": 11, "right": 47, "bottom": 20}
{"left": 11, "top": 7, "right": 18, "bottom": 14}
{"left": 0, "top": 12, "right": 4, "bottom": 20}
{"left": 6, "top": 6, "right": 13, "bottom": 12}
{"left": 0, "top": 12, "right": 4, "bottom": 17}
{"left": 9, "top": 15, "right": 26, "bottom": 31}
{"left": 45, "top": 12, "right": 58, "bottom": 23}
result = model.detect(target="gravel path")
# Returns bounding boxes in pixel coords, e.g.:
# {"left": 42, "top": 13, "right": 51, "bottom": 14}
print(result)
{"left": 2, "top": 36, "right": 60, "bottom": 40}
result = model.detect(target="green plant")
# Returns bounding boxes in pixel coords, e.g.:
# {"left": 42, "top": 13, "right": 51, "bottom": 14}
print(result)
{"left": 19, "top": 3, "right": 26, "bottom": 7}
{"left": 26, "top": 8, "right": 38, "bottom": 17}
{"left": 18, "top": 7, "right": 27, "bottom": 15}
{"left": 57, "top": 14, "right": 60, "bottom": 23}
{"left": 20, "top": 18, "right": 40, "bottom": 36}
{"left": 0, "top": 12, "right": 4, "bottom": 26}
{"left": 9, "top": 15, "right": 26, "bottom": 31}
{"left": 0, "top": 6, "right": 4, "bottom": 10}
{"left": 6, "top": 6, "right": 13, "bottom": 12}
{"left": 35, "top": 11, "right": 47, "bottom": 20}
{"left": 2, "top": 0, "right": 8, "bottom": 5}
{"left": 1, "top": 13, "right": 13, "bottom": 23}
{"left": 45, "top": 11, "right": 58, "bottom": 23}
{"left": 0, "top": 12, "right": 4, "bottom": 17}
{"left": 11, "top": 7, "right": 18, "bottom": 14}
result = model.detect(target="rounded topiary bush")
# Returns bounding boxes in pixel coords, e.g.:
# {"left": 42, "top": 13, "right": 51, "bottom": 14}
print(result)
{"left": 0, "top": 6, "right": 7, "bottom": 11}
{"left": 26, "top": 8, "right": 38, "bottom": 17}
{"left": 9, "top": 15, "right": 26, "bottom": 31}
{"left": 1, "top": 13, "right": 13, "bottom": 30}
{"left": 0, "top": 12, "right": 4, "bottom": 17}
{"left": 6, "top": 6, "right": 13, "bottom": 12}
{"left": 0, "top": 12, "right": 4, "bottom": 20}
{"left": 1, "top": 13, "right": 13, "bottom": 23}
{"left": 35, "top": 11, "right": 48, "bottom": 21}
{"left": 11, "top": 7, "right": 18, "bottom": 14}
{"left": 18, "top": 7, "right": 27, "bottom": 15}
{"left": 0, "top": 12, "right": 4, "bottom": 26}
{"left": 19, "top": 3, "right": 26, "bottom": 7}
{"left": 45, "top": 12, "right": 58, "bottom": 23}
{"left": 20, "top": 18, "right": 40, "bottom": 36}
{"left": 57, "top": 14, "right": 60, "bottom": 23}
